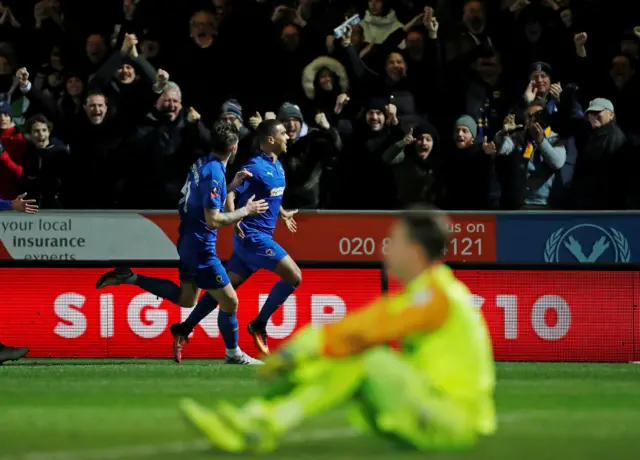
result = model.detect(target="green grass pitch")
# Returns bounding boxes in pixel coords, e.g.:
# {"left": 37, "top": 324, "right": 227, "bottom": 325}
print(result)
{"left": 1, "top": 360, "right": 639, "bottom": 460}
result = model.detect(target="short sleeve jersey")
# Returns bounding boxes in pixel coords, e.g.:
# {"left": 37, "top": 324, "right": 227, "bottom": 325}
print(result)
{"left": 234, "top": 152, "right": 285, "bottom": 241}
{"left": 177, "top": 154, "right": 227, "bottom": 266}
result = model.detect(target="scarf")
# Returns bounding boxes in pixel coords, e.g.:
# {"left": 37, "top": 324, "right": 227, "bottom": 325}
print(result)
{"left": 477, "top": 99, "right": 490, "bottom": 139}
{"left": 523, "top": 126, "right": 552, "bottom": 159}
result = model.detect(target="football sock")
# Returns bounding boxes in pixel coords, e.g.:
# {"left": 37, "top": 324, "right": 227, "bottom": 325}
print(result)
{"left": 184, "top": 294, "right": 219, "bottom": 329}
{"left": 258, "top": 280, "right": 296, "bottom": 323}
{"left": 134, "top": 275, "right": 181, "bottom": 305}
{"left": 218, "top": 310, "right": 239, "bottom": 352}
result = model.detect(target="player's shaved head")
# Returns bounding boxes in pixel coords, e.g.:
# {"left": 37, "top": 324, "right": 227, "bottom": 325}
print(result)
{"left": 257, "top": 119, "right": 288, "bottom": 156}
{"left": 400, "top": 205, "right": 451, "bottom": 261}
{"left": 256, "top": 119, "right": 282, "bottom": 143}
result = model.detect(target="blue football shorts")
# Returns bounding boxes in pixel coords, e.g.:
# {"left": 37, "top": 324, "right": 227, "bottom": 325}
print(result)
{"left": 178, "top": 258, "right": 230, "bottom": 290}
{"left": 226, "top": 236, "right": 288, "bottom": 277}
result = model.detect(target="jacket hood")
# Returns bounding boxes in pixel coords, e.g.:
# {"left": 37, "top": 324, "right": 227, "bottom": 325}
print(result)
{"left": 301, "top": 56, "right": 349, "bottom": 100}
{"left": 363, "top": 9, "right": 400, "bottom": 28}
{"left": 361, "top": 9, "right": 404, "bottom": 47}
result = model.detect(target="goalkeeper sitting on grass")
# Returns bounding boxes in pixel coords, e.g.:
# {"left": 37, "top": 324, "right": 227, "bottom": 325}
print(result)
{"left": 180, "top": 208, "right": 497, "bottom": 453}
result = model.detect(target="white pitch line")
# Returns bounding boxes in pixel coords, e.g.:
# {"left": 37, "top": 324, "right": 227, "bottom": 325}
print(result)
{"left": 0, "top": 413, "right": 532, "bottom": 460}
{"left": 0, "top": 428, "right": 356, "bottom": 460}
{"left": 0, "top": 441, "right": 210, "bottom": 460}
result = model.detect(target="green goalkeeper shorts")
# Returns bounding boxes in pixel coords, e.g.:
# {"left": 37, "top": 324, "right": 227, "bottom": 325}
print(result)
{"left": 346, "top": 348, "right": 478, "bottom": 451}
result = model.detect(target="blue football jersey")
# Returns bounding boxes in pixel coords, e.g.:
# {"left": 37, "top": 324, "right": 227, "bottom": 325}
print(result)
{"left": 177, "top": 154, "right": 227, "bottom": 266}
{"left": 234, "top": 152, "right": 285, "bottom": 241}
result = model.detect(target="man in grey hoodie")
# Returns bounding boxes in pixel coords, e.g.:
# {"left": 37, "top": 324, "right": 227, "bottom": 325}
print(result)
{"left": 491, "top": 99, "right": 566, "bottom": 209}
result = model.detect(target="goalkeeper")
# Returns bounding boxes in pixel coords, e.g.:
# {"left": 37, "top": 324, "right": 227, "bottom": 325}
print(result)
{"left": 180, "top": 208, "right": 496, "bottom": 453}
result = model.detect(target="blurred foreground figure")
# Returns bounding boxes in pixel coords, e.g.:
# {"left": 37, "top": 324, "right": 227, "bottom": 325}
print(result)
{"left": 181, "top": 208, "right": 496, "bottom": 453}
{"left": 0, "top": 193, "right": 37, "bottom": 364}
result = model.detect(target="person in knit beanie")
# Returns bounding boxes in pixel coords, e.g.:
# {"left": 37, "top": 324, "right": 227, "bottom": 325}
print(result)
{"left": 217, "top": 99, "right": 252, "bottom": 177}
{"left": 441, "top": 113, "right": 500, "bottom": 210}
{"left": 219, "top": 98, "right": 252, "bottom": 141}
{"left": 220, "top": 99, "right": 243, "bottom": 126}
{"left": 383, "top": 115, "right": 443, "bottom": 207}
{"left": 362, "top": 97, "right": 390, "bottom": 132}
{"left": 278, "top": 102, "right": 304, "bottom": 123}
{"left": 277, "top": 102, "right": 308, "bottom": 141}
{"left": 454, "top": 115, "right": 477, "bottom": 149}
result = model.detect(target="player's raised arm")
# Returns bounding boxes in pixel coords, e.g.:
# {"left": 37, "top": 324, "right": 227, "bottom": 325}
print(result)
{"left": 0, "top": 194, "right": 39, "bottom": 214}
{"left": 205, "top": 195, "right": 268, "bottom": 229}
{"left": 320, "top": 284, "right": 449, "bottom": 357}
{"left": 269, "top": 285, "right": 449, "bottom": 368}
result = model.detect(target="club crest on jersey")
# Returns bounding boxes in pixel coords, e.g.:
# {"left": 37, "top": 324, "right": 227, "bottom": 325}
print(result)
{"left": 266, "top": 248, "right": 275, "bottom": 257}
{"left": 211, "top": 186, "right": 219, "bottom": 199}
{"left": 216, "top": 274, "right": 224, "bottom": 284}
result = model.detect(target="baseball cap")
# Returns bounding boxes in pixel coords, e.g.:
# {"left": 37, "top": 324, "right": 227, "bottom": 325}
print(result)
{"left": 586, "top": 98, "right": 614, "bottom": 113}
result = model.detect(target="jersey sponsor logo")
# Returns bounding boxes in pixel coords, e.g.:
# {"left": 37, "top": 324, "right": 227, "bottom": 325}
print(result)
{"left": 270, "top": 187, "right": 285, "bottom": 197}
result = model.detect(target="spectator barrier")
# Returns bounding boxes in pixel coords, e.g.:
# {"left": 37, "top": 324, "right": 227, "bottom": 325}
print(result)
{"left": 0, "top": 211, "right": 639, "bottom": 263}
{"left": 0, "top": 261, "right": 637, "bottom": 362}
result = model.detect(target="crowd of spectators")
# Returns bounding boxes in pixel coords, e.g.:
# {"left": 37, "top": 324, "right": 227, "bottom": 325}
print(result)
{"left": 0, "top": 0, "right": 639, "bottom": 211}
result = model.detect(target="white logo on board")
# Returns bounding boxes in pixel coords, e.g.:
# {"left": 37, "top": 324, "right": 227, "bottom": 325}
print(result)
{"left": 544, "top": 224, "right": 630, "bottom": 263}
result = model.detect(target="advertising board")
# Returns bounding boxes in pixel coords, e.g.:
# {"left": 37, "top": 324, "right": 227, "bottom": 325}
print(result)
{"left": 1, "top": 267, "right": 636, "bottom": 362}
